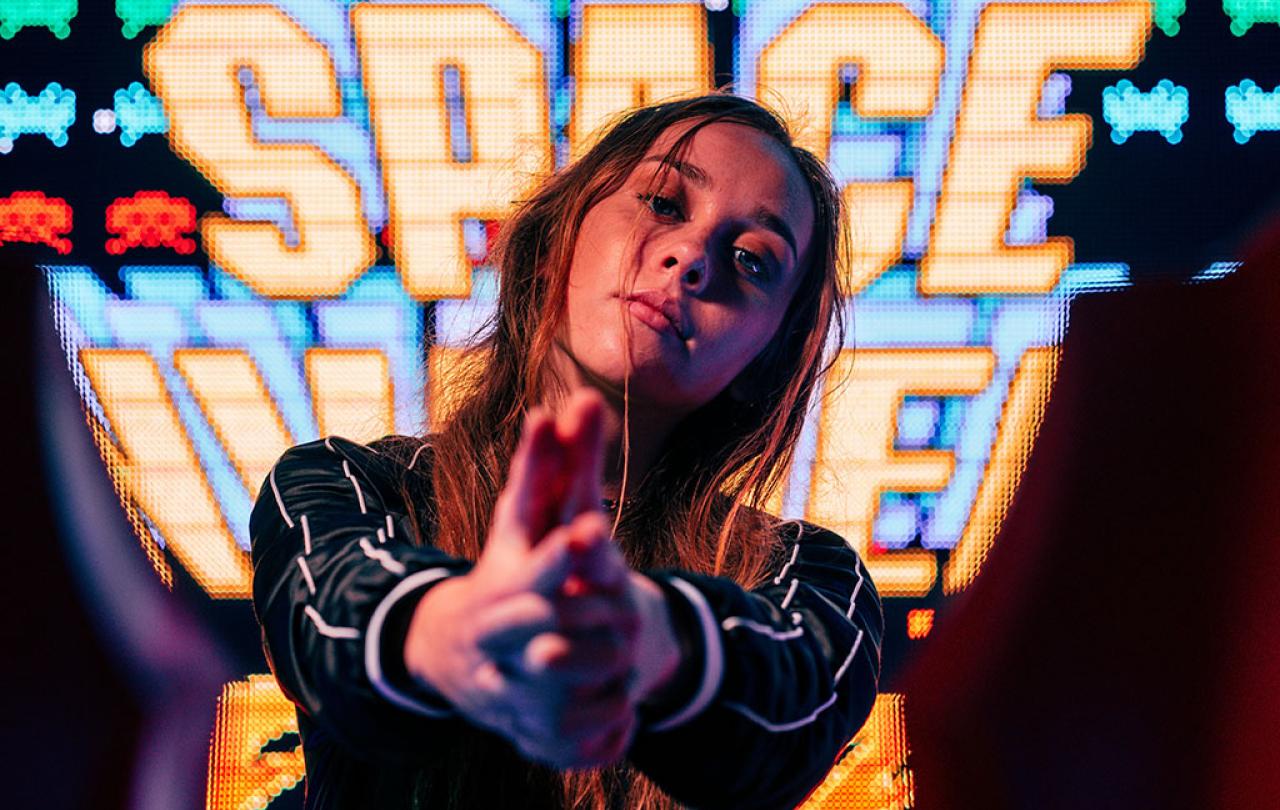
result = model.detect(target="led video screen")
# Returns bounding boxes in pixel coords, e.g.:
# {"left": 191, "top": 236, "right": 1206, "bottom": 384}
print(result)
{"left": 5, "top": 0, "right": 1277, "bottom": 806}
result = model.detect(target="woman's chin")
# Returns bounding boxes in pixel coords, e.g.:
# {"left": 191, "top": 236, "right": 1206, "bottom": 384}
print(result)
{"left": 618, "top": 364, "right": 719, "bottom": 411}
{"left": 555, "top": 337, "right": 717, "bottom": 410}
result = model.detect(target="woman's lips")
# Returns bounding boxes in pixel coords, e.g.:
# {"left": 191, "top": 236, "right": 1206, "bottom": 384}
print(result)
{"left": 622, "top": 291, "right": 686, "bottom": 339}
{"left": 626, "top": 298, "right": 680, "bottom": 338}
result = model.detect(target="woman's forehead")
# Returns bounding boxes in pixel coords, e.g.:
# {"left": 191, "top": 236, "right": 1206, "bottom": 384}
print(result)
{"left": 643, "top": 120, "right": 796, "bottom": 185}
{"left": 638, "top": 119, "right": 815, "bottom": 260}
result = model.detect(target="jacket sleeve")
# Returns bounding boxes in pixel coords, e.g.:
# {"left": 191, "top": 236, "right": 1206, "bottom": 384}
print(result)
{"left": 628, "top": 521, "right": 884, "bottom": 810}
{"left": 249, "top": 435, "right": 475, "bottom": 761}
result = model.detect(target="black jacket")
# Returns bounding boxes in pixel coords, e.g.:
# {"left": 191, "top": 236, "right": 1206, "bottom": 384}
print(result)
{"left": 250, "top": 435, "right": 883, "bottom": 809}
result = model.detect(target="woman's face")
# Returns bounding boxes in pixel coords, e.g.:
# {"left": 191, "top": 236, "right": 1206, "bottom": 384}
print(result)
{"left": 554, "top": 120, "right": 815, "bottom": 415}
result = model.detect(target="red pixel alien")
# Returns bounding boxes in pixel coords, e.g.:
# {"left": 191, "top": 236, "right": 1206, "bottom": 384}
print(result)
{"left": 0, "top": 190, "right": 72, "bottom": 254}
{"left": 106, "top": 190, "right": 197, "bottom": 254}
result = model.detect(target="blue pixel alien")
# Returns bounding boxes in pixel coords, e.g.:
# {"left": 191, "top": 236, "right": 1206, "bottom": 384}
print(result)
{"left": 1225, "top": 80, "right": 1280, "bottom": 143}
{"left": 0, "top": 83, "right": 76, "bottom": 151}
{"left": 1102, "top": 79, "right": 1189, "bottom": 145}
{"left": 113, "top": 82, "right": 167, "bottom": 146}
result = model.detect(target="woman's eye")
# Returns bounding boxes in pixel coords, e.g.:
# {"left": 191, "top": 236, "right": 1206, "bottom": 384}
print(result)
{"left": 639, "top": 193, "right": 681, "bottom": 219}
{"left": 734, "top": 247, "right": 769, "bottom": 279}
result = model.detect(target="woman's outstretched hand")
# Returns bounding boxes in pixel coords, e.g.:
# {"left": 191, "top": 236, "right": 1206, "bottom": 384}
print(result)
{"left": 404, "top": 390, "right": 681, "bottom": 770}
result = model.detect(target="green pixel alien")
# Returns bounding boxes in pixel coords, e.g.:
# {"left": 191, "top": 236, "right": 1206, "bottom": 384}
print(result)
{"left": 1150, "top": 0, "right": 1187, "bottom": 35}
{"left": 117, "top": 0, "right": 177, "bottom": 39}
{"left": 0, "top": 0, "right": 77, "bottom": 39}
{"left": 1224, "top": 0, "right": 1280, "bottom": 35}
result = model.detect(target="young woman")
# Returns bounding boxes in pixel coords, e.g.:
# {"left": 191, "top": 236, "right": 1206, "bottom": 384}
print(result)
{"left": 251, "top": 92, "right": 884, "bottom": 810}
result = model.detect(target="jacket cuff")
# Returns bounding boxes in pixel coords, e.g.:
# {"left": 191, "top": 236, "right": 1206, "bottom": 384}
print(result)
{"left": 365, "top": 567, "right": 462, "bottom": 718}
{"left": 638, "top": 574, "right": 724, "bottom": 733}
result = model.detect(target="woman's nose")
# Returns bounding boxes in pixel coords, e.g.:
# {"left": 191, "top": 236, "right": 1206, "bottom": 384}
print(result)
{"left": 660, "top": 238, "right": 712, "bottom": 294}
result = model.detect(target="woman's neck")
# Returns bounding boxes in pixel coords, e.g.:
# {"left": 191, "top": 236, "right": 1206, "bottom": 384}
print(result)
{"left": 541, "top": 348, "right": 686, "bottom": 501}
{"left": 591, "top": 391, "right": 677, "bottom": 501}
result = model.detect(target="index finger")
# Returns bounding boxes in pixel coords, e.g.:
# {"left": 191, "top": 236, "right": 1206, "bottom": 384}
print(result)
{"left": 557, "top": 389, "right": 606, "bottom": 523}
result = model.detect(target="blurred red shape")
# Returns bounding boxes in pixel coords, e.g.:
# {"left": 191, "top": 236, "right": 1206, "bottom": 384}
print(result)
{"left": 0, "top": 191, "right": 72, "bottom": 254}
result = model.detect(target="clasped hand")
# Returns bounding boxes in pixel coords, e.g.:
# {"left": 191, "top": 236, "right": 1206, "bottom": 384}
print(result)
{"left": 404, "top": 390, "right": 680, "bottom": 770}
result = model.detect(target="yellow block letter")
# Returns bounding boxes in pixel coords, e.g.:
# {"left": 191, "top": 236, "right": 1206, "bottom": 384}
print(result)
{"left": 921, "top": 2, "right": 1150, "bottom": 294}
{"left": 306, "top": 348, "right": 394, "bottom": 443}
{"left": 570, "top": 3, "right": 713, "bottom": 157}
{"left": 799, "top": 693, "right": 914, "bottom": 809}
{"left": 944, "top": 346, "right": 1059, "bottom": 593}
{"left": 207, "top": 675, "right": 304, "bottom": 810}
{"left": 808, "top": 348, "right": 993, "bottom": 597}
{"left": 80, "top": 349, "right": 251, "bottom": 598}
{"left": 353, "top": 4, "right": 550, "bottom": 299}
{"left": 756, "top": 3, "right": 943, "bottom": 157}
{"left": 145, "top": 6, "right": 376, "bottom": 298}
{"left": 173, "top": 349, "right": 295, "bottom": 495}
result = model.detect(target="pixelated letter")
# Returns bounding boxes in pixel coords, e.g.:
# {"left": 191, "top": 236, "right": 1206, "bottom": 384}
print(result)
{"left": 173, "top": 349, "right": 294, "bottom": 494}
{"left": 844, "top": 180, "right": 915, "bottom": 295}
{"left": 808, "top": 349, "right": 993, "bottom": 597}
{"left": 756, "top": 3, "right": 943, "bottom": 157}
{"left": 80, "top": 349, "right": 251, "bottom": 598}
{"left": 921, "top": 1, "right": 1150, "bottom": 294}
{"left": 570, "top": 3, "right": 713, "bottom": 158}
{"left": 757, "top": 5, "right": 940, "bottom": 291}
{"left": 943, "top": 346, "right": 1058, "bottom": 593}
{"left": 353, "top": 4, "right": 549, "bottom": 299}
{"left": 305, "top": 349, "right": 394, "bottom": 443}
{"left": 145, "top": 6, "right": 375, "bottom": 298}
{"left": 206, "top": 675, "right": 304, "bottom": 810}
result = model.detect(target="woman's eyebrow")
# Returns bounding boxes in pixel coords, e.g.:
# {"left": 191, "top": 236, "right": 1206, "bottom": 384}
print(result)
{"left": 753, "top": 206, "right": 797, "bottom": 263}
{"left": 640, "top": 156, "right": 710, "bottom": 189}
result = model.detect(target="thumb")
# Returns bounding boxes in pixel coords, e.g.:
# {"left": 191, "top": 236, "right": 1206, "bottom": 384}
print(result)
{"left": 563, "top": 512, "right": 627, "bottom": 594}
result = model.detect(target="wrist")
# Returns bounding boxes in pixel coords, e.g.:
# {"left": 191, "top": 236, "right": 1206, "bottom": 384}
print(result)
{"left": 634, "top": 574, "right": 712, "bottom": 731}
{"left": 403, "top": 574, "right": 471, "bottom": 699}
{"left": 630, "top": 573, "right": 685, "bottom": 710}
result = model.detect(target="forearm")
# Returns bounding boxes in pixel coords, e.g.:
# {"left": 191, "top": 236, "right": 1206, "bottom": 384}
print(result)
{"left": 626, "top": 529, "right": 884, "bottom": 809}
{"left": 250, "top": 438, "right": 474, "bottom": 761}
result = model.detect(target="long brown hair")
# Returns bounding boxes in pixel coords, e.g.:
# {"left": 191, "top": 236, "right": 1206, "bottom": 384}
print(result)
{"left": 402, "top": 91, "right": 850, "bottom": 809}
